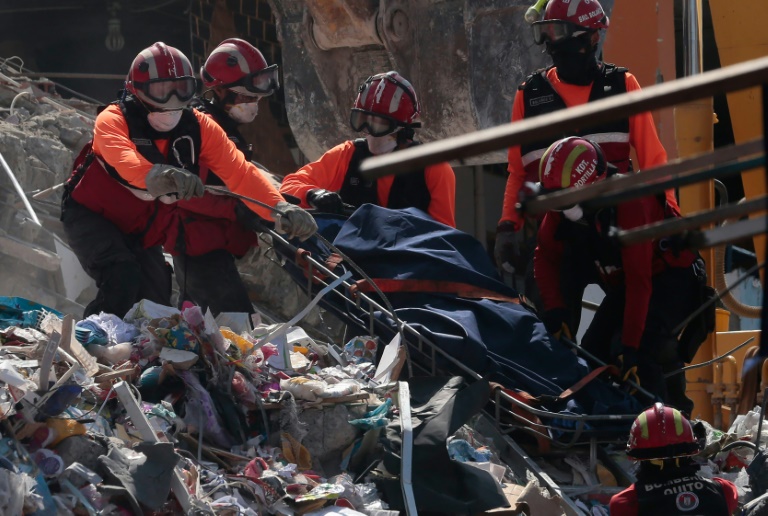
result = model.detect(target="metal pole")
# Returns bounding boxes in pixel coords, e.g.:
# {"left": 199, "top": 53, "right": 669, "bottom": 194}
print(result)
{"left": 683, "top": 0, "right": 703, "bottom": 76}
{"left": 398, "top": 381, "right": 417, "bottom": 516}
{"left": 358, "top": 57, "right": 768, "bottom": 179}
{"left": 0, "top": 150, "right": 40, "bottom": 226}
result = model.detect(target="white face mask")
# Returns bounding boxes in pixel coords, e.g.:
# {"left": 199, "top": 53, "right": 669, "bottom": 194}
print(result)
{"left": 147, "top": 110, "right": 183, "bottom": 132}
{"left": 366, "top": 134, "right": 398, "bottom": 155}
{"left": 228, "top": 102, "right": 260, "bottom": 123}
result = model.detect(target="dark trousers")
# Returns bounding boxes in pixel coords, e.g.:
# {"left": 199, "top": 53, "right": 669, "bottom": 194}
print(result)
{"left": 581, "top": 266, "right": 700, "bottom": 415}
{"left": 62, "top": 200, "right": 172, "bottom": 318}
{"left": 173, "top": 249, "right": 254, "bottom": 316}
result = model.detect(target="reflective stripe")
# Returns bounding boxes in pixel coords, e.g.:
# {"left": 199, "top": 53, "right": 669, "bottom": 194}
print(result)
{"left": 638, "top": 411, "right": 649, "bottom": 439}
{"left": 673, "top": 409, "right": 684, "bottom": 436}
{"left": 562, "top": 144, "right": 588, "bottom": 188}
{"left": 581, "top": 132, "right": 630, "bottom": 144}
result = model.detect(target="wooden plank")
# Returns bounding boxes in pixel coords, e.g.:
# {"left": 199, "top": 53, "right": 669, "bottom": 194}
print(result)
{"left": 616, "top": 196, "right": 768, "bottom": 246}
{"left": 685, "top": 216, "right": 768, "bottom": 249}
{"left": 358, "top": 57, "right": 768, "bottom": 178}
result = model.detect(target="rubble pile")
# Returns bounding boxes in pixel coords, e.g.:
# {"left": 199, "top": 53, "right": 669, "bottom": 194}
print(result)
{"left": 0, "top": 295, "right": 531, "bottom": 515}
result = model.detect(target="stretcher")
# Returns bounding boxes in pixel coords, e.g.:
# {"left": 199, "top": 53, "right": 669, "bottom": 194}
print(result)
{"left": 260, "top": 209, "right": 642, "bottom": 454}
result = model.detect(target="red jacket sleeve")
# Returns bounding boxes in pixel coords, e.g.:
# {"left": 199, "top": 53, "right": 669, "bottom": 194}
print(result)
{"left": 500, "top": 91, "right": 527, "bottom": 227}
{"left": 279, "top": 141, "right": 356, "bottom": 207}
{"left": 617, "top": 197, "right": 659, "bottom": 349}
{"left": 609, "top": 485, "right": 638, "bottom": 515}
{"left": 714, "top": 478, "right": 739, "bottom": 515}
{"left": 197, "top": 111, "right": 285, "bottom": 221}
{"left": 534, "top": 211, "right": 566, "bottom": 311}
{"left": 424, "top": 162, "right": 456, "bottom": 227}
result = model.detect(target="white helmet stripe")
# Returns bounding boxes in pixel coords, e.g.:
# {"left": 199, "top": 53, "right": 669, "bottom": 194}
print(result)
{"left": 567, "top": 0, "right": 583, "bottom": 18}
{"left": 209, "top": 47, "right": 250, "bottom": 74}
{"left": 388, "top": 86, "right": 404, "bottom": 114}
{"left": 141, "top": 48, "right": 160, "bottom": 80}
{"left": 373, "top": 79, "right": 387, "bottom": 104}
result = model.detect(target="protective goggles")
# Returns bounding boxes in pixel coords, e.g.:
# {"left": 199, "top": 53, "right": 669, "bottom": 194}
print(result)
{"left": 223, "top": 64, "right": 280, "bottom": 96}
{"left": 349, "top": 109, "right": 419, "bottom": 137}
{"left": 133, "top": 77, "right": 199, "bottom": 105}
{"left": 531, "top": 20, "right": 591, "bottom": 45}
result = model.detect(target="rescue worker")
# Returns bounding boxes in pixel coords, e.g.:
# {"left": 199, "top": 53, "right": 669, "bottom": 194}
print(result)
{"left": 494, "top": 0, "right": 678, "bottom": 306}
{"left": 165, "top": 38, "right": 283, "bottom": 315}
{"left": 61, "top": 42, "right": 316, "bottom": 318}
{"left": 610, "top": 403, "right": 738, "bottom": 515}
{"left": 279, "top": 71, "right": 457, "bottom": 227}
{"left": 533, "top": 137, "right": 703, "bottom": 414}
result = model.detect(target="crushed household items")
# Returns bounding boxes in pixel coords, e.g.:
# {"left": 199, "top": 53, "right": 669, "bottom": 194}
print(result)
{"left": 0, "top": 295, "right": 521, "bottom": 514}
{"left": 0, "top": 294, "right": 763, "bottom": 514}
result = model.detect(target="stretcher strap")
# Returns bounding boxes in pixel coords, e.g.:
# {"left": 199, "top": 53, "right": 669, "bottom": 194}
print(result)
{"left": 351, "top": 278, "right": 520, "bottom": 304}
{"left": 492, "top": 365, "right": 614, "bottom": 452}
{"left": 294, "top": 249, "right": 343, "bottom": 284}
{"left": 492, "top": 384, "right": 551, "bottom": 453}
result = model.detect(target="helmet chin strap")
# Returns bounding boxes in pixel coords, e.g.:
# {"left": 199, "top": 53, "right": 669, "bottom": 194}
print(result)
{"left": 396, "top": 125, "right": 416, "bottom": 145}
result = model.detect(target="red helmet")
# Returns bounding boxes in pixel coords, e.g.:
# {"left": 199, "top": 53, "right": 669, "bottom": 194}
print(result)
{"left": 539, "top": 136, "right": 606, "bottom": 191}
{"left": 200, "top": 38, "right": 279, "bottom": 97}
{"left": 626, "top": 403, "right": 700, "bottom": 460}
{"left": 126, "top": 42, "right": 198, "bottom": 110}
{"left": 532, "top": 0, "right": 610, "bottom": 45}
{"left": 349, "top": 71, "right": 421, "bottom": 137}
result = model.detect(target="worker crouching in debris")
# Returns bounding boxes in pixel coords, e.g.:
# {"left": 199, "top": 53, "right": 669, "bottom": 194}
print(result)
{"left": 532, "top": 137, "right": 705, "bottom": 415}
{"left": 60, "top": 42, "right": 316, "bottom": 319}
{"left": 610, "top": 403, "right": 738, "bottom": 514}
{"left": 164, "top": 38, "right": 287, "bottom": 316}
{"left": 279, "top": 71, "right": 457, "bottom": 227}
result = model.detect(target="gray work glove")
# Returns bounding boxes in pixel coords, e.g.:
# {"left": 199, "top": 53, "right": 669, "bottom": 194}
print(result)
{"left": 272, "top": 201, "right": 318, "bottom": 241}
{"left": 145, "top": 164, "right": 204, "bottom": 200}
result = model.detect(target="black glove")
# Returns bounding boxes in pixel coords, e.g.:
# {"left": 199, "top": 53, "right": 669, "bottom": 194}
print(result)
{"left": 494, "top": 221, "right": 519, "bottom": 274}
{"left": 542, "top": 308, "right": 572, "bottom": 341}
{"left": 306, "top": 189, "right": 344, "bottom": 215}
{"left": 616, "top": 345, "right": 640, "bottom": 393}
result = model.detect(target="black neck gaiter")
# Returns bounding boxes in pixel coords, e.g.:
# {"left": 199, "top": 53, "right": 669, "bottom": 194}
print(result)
{"left": 548, "top": 36, "right": 601, "bottom": 86}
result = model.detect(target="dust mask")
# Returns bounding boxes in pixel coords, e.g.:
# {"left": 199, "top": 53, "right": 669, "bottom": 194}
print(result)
{"left": 366, "top": 134, "right": 398, "bottom": 155}
{"left": 228, "top": 102, "right": 259, "bottom": 124}
{"left": 147, "top": 110, "right": 183, "bottom": 132}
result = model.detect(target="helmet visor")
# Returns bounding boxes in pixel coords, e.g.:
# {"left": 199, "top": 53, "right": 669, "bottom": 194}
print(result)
{"left": 532, "top": 20, "right": 589, "bottom": 45}
{"left": 349, "top": 109, "right": 399, "bottom": 137}
{"left": 227, "top": 64, "right": 280, "bottom": 96}
{"left": 137, "top": 77, "right": 198, "bottom": 107}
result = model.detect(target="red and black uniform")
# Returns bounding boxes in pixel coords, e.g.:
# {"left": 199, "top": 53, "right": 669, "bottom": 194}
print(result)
{"left": 534, "top": 195, "right": 700, "bottom": 412}
{"left": 165, "top": 98, "right": 270, "bottom": 315}
{"left": 611, "top": 472, "right": 738, "bottom": 515}
{"left": 500, "top": 65, "right": 677, "bottom": 228}
{"left": 280, "top": 139, "right": 456, "bottom": 227}
{"left": 61, "top": 95, "right": 283, "bottom": 318}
